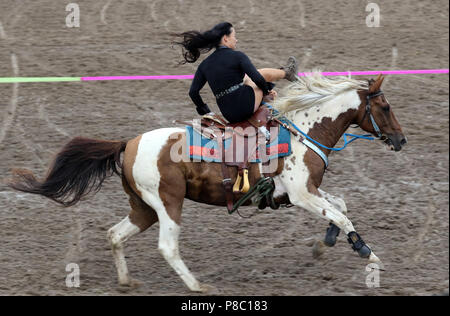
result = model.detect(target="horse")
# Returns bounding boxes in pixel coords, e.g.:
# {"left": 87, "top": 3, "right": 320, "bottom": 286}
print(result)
{"left": 8, "top": 73, "right": 407, "bottom": 292}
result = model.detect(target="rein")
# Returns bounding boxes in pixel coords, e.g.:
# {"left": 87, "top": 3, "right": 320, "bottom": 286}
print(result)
{"left": 283, "top": 120, "right": 375, "bottom": 152}
{"left": 263, "top": 92, "right": 383, "bottom": 168}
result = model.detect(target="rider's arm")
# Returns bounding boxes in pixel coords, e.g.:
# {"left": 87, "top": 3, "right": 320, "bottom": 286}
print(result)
{"left": 189, "top": 67, "right": 211, "bottom": 115}
{"left": 237, "top": 51, "right": 270, "bottom": 95}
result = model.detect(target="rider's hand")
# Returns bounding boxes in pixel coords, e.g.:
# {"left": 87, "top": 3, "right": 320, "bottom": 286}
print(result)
{"left": 196, "top": 104, "right": 211, "bottom": 115}
{"left": 263, "top": 90, "right": 277, "bottom": 102}
{"left": 268, "top": 90, "right": 278, "bottom": 98}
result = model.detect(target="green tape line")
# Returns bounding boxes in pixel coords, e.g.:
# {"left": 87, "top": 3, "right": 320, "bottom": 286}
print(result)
{"left": 0, "top": 77, "right": 81, "bottom": 83}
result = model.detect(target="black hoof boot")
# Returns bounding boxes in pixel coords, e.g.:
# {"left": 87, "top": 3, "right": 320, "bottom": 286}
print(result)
{"left": 347, "top": 232, "right": 372, "bottom": 258}
{"left": 324, "top": 223, "right": 340, "bottom": 247}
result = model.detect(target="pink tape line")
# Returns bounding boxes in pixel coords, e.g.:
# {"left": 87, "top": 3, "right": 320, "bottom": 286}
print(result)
{"left": 80, "top": 69, "right": 448, "bottom": 81}
{"left": 81, "top": 75, "right": 194, "bottom": 81}
{"left": 304, "top": 69, "right": 449, "bottom": 76}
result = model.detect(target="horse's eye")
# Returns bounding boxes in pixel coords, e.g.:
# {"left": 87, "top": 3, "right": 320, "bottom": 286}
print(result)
{"left": 382, "top": 105, "right": 390, "bottom": 112}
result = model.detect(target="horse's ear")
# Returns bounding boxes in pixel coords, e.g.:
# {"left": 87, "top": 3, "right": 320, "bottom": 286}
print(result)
{"left": 379, "top": 75, "right": 385, "bottom": 87}
{"left": 369, "top": 74, "right": 385, "bottom": 93}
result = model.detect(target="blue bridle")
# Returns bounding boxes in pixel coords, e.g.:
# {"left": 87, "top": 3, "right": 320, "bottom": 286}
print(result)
{"left": 263, "top": 91, "right": 384, "bottom": 168}
{"left": 360, "top": 90, "right": 384, "bottom": 139}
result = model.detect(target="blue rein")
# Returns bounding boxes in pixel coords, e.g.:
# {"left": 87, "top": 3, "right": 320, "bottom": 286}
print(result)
{"left": 262, "top": 101, "right": 377, "bottom": 168}
{"left": 284, "top": 119, "right": 375, "bottom": 152}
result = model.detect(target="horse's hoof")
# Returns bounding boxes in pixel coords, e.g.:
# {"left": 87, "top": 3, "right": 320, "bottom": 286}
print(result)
{"left": 368, "top": 252, "right": 384, "bottom": 267}
{"left": 324, "top": 223, "right": 340, "bottom": 247}
{"left": 195, "top": 283, "right": 220, "bottom": 294}
{"left": 117, "top": 278, "right": 143, "bottom": 293}
{"left": 312, "top": 240, "right": 326, "bottom": 259}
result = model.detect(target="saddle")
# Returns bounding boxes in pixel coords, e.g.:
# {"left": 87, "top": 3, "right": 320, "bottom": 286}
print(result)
{"left": 193, "top": 106, "right": 280, "bottom": 211}
{"left": 177, "top": 104, "right": 286, "bottom": 212}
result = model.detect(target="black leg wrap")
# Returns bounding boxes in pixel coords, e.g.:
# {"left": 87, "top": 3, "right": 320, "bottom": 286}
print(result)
{"left": 347, "top": 232, "right": 372, "bottom": 258}
{"left": 324, "top": 223, "right": 340, "bottom": 247}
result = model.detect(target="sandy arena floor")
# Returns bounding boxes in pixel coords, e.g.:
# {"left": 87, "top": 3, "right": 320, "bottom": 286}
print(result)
{"left": 0, "top": 0, "right": 448, "bottom": 296}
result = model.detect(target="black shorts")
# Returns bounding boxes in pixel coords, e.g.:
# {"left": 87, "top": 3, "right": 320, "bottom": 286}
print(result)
{"left": 217, "top": 84, "right": 255, "bottom": 123}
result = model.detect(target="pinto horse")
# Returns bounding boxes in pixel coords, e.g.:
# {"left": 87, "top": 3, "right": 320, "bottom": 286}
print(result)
{"left": 8, "top": 74, "right": 406, "bottom": 292}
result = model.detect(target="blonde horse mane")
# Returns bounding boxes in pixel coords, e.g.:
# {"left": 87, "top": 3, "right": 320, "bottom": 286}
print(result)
{"left": 273, "top": 70, "right": 368, "bottom": 115}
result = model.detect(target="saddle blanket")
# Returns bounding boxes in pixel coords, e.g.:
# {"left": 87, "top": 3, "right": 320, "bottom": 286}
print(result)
{"left": 185, "top": 123, "right": 292, "bottom": 163}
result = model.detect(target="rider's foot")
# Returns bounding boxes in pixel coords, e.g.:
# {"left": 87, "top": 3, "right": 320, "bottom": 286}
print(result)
{"left": 281, "top": 56, "right": 299, "bottom": 82}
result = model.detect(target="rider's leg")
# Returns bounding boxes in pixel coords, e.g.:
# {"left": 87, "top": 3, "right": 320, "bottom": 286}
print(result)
{"left": 243, "top": 75, "right": 264, "bottom": 112}
{"left": 242, "top": 76, "right": 271, "bottom": 140}
{"left": 243, "top": 68, "right": 284, "bottom": 112}
{"left": 258, "top": 68, "right": 286, "bottom": 82}
{"left": 259, "top": 56, "right": 299, "bottom": 82}
{"left": 243, "top": 65, "right": 293, "bottom": 112}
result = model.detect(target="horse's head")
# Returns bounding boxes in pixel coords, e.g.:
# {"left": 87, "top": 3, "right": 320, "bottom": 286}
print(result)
{"left": 356, "top": 75, "right": 407, "bottom": 151}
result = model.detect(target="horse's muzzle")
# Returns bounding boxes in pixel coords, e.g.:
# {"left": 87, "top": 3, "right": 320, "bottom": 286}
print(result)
{"left": 385, "top": 134, "right": 407, "bottom": 152}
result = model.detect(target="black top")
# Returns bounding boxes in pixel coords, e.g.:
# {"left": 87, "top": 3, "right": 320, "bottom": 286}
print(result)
{"left": 189, "top": 47, "right": 271, "bottom": 115}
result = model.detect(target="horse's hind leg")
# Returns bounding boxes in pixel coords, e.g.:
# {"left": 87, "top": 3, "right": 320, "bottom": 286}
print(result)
{"left": 139, "top": 188, "right": 208, "bottom": 292}
{"left": 107, "top": 176, "right": 158, "bottom": 288}
{"left": 131, "top": 129, "right": 213, "bottom": 292}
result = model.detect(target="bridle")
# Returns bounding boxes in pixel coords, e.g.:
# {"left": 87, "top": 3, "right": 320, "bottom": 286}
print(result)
{"left": 358, "top": 90, "right": 384, "bottom": 139}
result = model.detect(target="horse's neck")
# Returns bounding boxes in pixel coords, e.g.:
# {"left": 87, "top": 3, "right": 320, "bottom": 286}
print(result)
{"left": 290, "top": 90, "right": 360, "bottom": 153}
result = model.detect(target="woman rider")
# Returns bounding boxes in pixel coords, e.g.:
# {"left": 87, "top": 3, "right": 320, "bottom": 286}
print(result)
{"left": 174, "top": 22, "right": 298, "bottom": 123}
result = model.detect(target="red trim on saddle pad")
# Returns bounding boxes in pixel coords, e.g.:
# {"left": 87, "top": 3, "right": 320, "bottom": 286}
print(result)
{"left": 189, "top": 143, "right": 290, "bottom": 161}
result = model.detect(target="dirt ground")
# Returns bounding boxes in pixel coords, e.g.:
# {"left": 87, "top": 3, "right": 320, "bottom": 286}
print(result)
{"left": 0, "top": 0, "right": 448, "bottom": 296}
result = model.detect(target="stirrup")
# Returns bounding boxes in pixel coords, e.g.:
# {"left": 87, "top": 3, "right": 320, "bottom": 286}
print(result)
{"left": 233, "top": 169, "right": 250, "bottom": 193}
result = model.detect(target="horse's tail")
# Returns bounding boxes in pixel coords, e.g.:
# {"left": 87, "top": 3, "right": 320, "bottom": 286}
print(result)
{"left": 7, "top": 137, "right": 127, "bottom": 207}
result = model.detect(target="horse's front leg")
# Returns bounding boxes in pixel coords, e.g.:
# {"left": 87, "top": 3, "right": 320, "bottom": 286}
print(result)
{"left": 317, "top": 189, "right": 347, "bottom": 247}
{"left": 287, "top": 184, "right": 381, "bottom": 264}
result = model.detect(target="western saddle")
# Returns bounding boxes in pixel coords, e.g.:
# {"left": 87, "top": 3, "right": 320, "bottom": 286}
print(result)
{"left": 187, "top": 105, "right": 282, "bottom": 211}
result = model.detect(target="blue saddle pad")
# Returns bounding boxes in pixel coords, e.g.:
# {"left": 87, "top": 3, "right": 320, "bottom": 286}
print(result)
{"left": 185, "top": 122, "right": 292, "bottom": 163}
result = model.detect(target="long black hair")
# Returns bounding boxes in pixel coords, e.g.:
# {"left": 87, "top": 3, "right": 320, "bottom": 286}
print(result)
{"left": 173, "top": 22, "right": 233, "bottom": 64}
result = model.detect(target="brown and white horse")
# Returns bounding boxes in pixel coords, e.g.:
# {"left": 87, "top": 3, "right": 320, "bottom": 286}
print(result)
{"left": 8, "top": 74, "right": 406, "bottom": 292}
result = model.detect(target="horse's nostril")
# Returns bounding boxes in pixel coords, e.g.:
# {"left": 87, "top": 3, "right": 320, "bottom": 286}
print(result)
{"left": 400, "top": 138, "right": 407, "bottom": 146}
